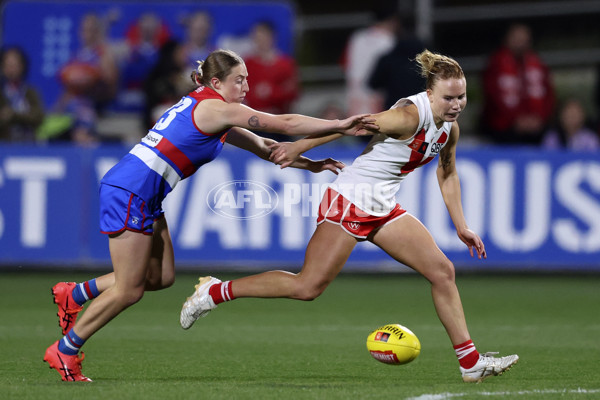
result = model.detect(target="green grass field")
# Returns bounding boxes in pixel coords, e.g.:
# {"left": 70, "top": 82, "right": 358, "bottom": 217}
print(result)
{"left": 1, "top": 270, "right": 599, "bottom": 399}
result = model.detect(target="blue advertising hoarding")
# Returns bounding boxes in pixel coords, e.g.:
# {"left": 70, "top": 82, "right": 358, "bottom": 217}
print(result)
{"left": 0, "top": 143, "right": 599, "bottom": 271}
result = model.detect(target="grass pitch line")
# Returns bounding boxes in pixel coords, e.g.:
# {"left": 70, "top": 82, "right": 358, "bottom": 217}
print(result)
{"left": 407, "top": 388, "right": 600, "bottom": 400}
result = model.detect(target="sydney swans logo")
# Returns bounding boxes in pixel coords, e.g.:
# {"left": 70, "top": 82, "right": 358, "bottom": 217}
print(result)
{"left": 206, "top": 180, "right": 278, "bottom": 220}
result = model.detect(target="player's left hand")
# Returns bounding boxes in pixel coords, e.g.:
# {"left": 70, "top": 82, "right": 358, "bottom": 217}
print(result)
{"left": 269, "top": 141, "right": 301, "bottom": 168}
{"left": 457, "top": 228, "right": 487, "bottom": 259}
{"left": 340, "top": 114, "right": 379, "bottom": 136}
{"left": 309, "top": 158, "right": 345, "bottom": 174}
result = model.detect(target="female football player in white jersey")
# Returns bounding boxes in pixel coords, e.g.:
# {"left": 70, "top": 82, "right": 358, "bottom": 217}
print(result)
{"left": 43, "top": 49, "right": 376, "bottom": 382}
{"left": 181, "top": 50, "right": 518, "bottom": 383}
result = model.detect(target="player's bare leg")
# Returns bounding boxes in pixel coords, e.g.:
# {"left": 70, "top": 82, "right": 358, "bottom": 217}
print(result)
{"left": 369, "top": 214, "right": 470, "bottom": 345}
{"left": 180, "top": 222, "right": 357, "bottom": 328}
{"left": 45, "top": 229, "right": 155, "bottom": 381}
{"left": 74, "top": 218, "right": 175, "bottom": 294}
{"left": 233, "top": 222, "right": 357, "bottom": 299}
{"left": 52, "top": 219, "right": 174, "bottom": 336}
{"left": 144, "top": 218, "right": 176, "bottom": 290}
{"left": 71, "top": 230, "right": 154, "bottom": 339}
{"left": 370, "top": 214, "right": 518, "bottom": 381}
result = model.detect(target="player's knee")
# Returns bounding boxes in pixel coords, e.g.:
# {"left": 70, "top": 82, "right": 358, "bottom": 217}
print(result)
{"left": 117, "top": 286, "right": 145, "bottom": 307}
{"left": 162, "top": 275, "right": 175, "bottom": 289}
{"left": 128, "top": 289, "right": 145, "bottom": 306}
{"left": 148, "top": 275, "right": 175, "bottom": 291}
{"left": 423, "top": 258, "right": 455, "bottom": 285}
{"left": 428, "top": 259, "right": 456, "bottom": 285}
{"left": 295, "top": 281, "right": 328, "bottom": 301}
{"left": 145, "top": 269, "right": 175, "bottom": 291}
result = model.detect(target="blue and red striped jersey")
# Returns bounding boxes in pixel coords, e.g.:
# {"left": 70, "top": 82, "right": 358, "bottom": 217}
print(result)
{"left": 101, "top": 86, "right": 229, "bottom": 205}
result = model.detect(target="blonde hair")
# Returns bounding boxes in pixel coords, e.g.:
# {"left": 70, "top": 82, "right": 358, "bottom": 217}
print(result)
{"left": 415, "top": 49, "right": 464, "bottom": 89}
{"left": 190, "top": 49, "right": 244, "bottom": 88}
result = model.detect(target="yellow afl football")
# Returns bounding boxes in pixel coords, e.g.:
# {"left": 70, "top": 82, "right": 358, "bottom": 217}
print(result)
{"left": 366, "top": 324, "right": 421, "bottom": 365}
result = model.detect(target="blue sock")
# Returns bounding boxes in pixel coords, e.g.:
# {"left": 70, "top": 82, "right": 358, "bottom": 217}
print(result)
{"left": 58, "top": 329, "right": 86, "bottom": 356}
{"left": 71, "top": 279, "right": 100, "bottom": 306}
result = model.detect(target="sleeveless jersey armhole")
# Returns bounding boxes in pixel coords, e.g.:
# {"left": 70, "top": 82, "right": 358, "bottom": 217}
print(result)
{"left": 389, "top": 98, "right": 423, "bottom": 142}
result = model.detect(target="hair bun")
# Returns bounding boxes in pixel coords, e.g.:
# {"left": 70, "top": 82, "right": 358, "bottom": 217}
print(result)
{"left": 196, "top": 60, "right": 204, "bottom": 77}
{"left": 190, "top": 60, "right": 205, "bottom": 86}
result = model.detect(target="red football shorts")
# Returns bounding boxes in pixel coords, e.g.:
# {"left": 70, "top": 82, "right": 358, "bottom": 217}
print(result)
{"left": 317, "top": 188, "right": 407, "bottom": 239}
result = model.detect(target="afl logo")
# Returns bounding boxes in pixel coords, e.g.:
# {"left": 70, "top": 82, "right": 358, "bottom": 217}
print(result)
{"left": 207, "top": 180, "right": 278, "bottom": 220}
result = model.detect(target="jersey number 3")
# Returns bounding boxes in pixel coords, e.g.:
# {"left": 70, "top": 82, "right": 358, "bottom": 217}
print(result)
{"left": 153, "top": 97, "right": 193, "bottom": 131}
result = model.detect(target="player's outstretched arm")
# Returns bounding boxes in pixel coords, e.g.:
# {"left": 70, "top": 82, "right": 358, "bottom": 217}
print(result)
{"left": 268, "top": 132, "right": 342, "bottom": 168}
{"left": 213, "top": 101, "right": 377, "bottom": 136}
{"left": 285, "top": 156, "right": 345, "bottom": 175}
{"left": 225, "top": 127, "right": 275, "bottom": 160}
{"left": 225, "top": 127, "right": 344, "bottom": 174}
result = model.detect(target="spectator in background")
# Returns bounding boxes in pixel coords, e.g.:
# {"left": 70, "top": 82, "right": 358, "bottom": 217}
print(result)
{"left": 368, "top": 15, "right": 425, "bottom": 111}
{"left": 117, "top": 12, "right": 171, "bottom": 111}
{"left": 52, "top": 13, "right": 119, "bottom": 145}
{"left": 542, "top": 98, "right": 600, "bottom": 151}
{"left": 0, "top": 46, "right": 44, "bottom": 142}
{"left": 343, "top": 1, "right": 399, "bottom": 115}
{"left": 317, "top": 100, "right": 362, "bottom": 147}
{"left": 243, "top": 20, "right": 299, "bottom": 141}
{"left": 480, "top": 23, "right": 555, "bottom": 145}
{"left": 216, "top": 30, "right": 254, "bottom": 59}
{"left": 142, "top": 40, "right": 194, "bottom": 130}
{"left": 181, "top": 11, "right": 215, "bottom": 71}
{"left": 244, "top": 21, "right": 299, "bottom": 113}
{"left": 319, "top": 101, "right": 346, "bottom": 121}
{"left": 59, "top": 13, "right": 119, "bottom": 110}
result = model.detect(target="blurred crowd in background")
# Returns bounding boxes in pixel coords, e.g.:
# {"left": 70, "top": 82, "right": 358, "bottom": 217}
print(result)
{"left": 1, "top": 0, "right": 599, "bottom": 151}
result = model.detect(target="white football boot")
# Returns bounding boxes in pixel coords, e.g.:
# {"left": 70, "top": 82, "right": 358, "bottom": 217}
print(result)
{"left": 460, "top": 352, "right": 519, "bottom": 383}
{"left": 180, "top": 276, "right": 221, "bottom": 329}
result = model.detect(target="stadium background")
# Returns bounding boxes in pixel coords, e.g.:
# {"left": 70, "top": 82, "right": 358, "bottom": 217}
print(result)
{"left": 1, "top": 0, "right": 599, "bottom": 273}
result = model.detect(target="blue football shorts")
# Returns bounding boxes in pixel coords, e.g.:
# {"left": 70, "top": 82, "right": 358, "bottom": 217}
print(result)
{"left": 99, "top": 183, "right": 164, "bottom": 236}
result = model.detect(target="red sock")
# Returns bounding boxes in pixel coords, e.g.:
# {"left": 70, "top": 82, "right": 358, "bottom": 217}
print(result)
{"left": 208, "top": 281, "right": 235, "bottom": 305}
{"left": 454, "top": 339, "right": 480, "bottom": 369}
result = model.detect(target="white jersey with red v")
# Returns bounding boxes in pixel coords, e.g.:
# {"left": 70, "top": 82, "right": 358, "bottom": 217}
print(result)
{"left": 330, "top": 91, "right": 452, "bottom": 216}
{"left": 401, "top": 128, "right": 449, "bottom": 174}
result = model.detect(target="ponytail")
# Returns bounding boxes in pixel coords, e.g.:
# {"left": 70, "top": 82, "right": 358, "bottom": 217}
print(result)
{"left": 415, "top": 49, "right": 464, "bottom": 89}
{"left": 189, "top": 49, "right": 244, "bottom": 88}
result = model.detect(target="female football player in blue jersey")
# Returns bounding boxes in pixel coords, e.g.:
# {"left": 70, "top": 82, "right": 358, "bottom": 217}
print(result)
{"left": 179, "top": 50, "right": 519, "bottom": 383}
{"left": 43, "top": 49, "right": 377, "bottom": 382}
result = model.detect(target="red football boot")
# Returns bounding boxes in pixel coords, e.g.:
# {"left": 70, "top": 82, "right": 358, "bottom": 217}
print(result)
{"left": 52, "top": 282, "right": 83, "bottom": 335}
{"left": 43, "top": 340, "right": 92, "bottom": 382}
